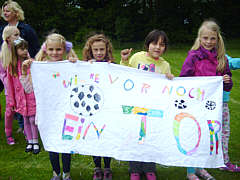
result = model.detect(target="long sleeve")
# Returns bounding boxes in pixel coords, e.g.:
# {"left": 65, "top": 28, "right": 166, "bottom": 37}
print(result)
{"left": 18, "top": 22, "right": 40, "bottom": 58}
{"left": 6, "top": 73, "right": 16, "bottom": 108}
{"left": 179, "top": 52, "right": 196, "bottom": 77}
{"left": 19, "top": 74, "right": 33, "bottom": 94}
{"left": 223, "top": 59, "right": 233, "bottom": 92}
{"left": 226, "top": 54, "right": 240, "bottom": 70}
{"left": 0, "top": 62, "right": 7, "bottom": 87}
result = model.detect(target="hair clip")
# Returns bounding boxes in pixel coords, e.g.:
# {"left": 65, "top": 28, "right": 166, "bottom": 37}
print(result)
{"left": 41, "top": 42, "right": 47, "bottom": 52}
{"left": 66, "top": 41, "right": 73, "bottom": 53}
{"left": 14, "top": 37, "right": 24, "bottom": 46}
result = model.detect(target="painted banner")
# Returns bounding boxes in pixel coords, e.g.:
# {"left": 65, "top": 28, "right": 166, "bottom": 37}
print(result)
{"left": 31, "top": 61, "right": 224, "bottom": 168}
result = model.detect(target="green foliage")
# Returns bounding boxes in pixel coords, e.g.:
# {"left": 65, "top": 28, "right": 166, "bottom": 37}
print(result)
{"left": 0, "top": 0, "right": 239, "bottom": 43}
{"left": 0, "top": 41, "right": 240, "bottom": 179}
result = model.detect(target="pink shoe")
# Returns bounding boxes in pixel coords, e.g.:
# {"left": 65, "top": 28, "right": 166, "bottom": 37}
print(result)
{"left": 187, "top": 174, "right": 200, "bottom": 180}
{"left": 103, "top": 168, "right": 112, "bottom": 180}
{"left": 93, "top": 167, "right": 103, "bottom": 180}
{"left": 7, "top": 136, "right": 15, "bottom": 145}
{"left": 130, "top": 173, "right": 140, "bottom": 180}
{"left": 220, "top": 162, "right": 240, "bottom": 172}
{"left": 195, "top": 169, "right": 215, "bottom": 180}
{"left": 145, "top": 172, "right": 156, "bottom": 180}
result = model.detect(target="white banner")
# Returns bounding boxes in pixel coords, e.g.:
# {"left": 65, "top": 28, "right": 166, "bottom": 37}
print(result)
{"left": 31, "top": 61, "right": 224, "bottom": 168}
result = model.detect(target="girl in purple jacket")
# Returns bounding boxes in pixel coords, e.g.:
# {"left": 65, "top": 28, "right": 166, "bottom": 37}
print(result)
{"left": 6, "top": 37, "right": 40, "bottom": 154}
{"left": 180, "top": 20, "right": 233, "bottom": 179}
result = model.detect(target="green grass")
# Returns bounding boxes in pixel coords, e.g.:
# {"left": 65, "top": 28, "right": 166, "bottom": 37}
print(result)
{"left": 1, "top": 41, "right": 240, "bottom": 180}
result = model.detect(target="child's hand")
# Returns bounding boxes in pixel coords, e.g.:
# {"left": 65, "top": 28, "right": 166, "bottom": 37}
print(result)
{"left": 88, "top": 59, "right": 96, "bottom": 64}
{"left": 22, "top": 59, "right": 33, "bottom": 75}
{"left": 223, "top": 74, "right": 231, "bottom": 83}
{"left": 121, "top": 48, "right": 132, "bottom": 61}
{"left": 68, "top": 57, "right": 78, "bottom": 63}
{"left": 165, "top": 73, "right": 174, "bottom": 80}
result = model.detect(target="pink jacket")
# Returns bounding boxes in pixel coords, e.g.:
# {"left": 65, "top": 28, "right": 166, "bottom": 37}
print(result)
{"left": 0, "top": 61, "right": 8, "bottom": 95}
{"left": 7, "top": 60, "right": 36, "bottom": 116}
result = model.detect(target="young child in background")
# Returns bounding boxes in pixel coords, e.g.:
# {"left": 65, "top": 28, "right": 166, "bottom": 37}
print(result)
{"left": 0, "top": 25, "right": 24, "bottom": 145}
{"left": 218, "top": 54, "right": 240, "bottom": 172}
{"left": 180, "top": 20, "right": 233, "bottom": 179}
{"left": 22, "top": 33, "right": 78, "bottom": 180}
{"left": 6, "top": 37, "right": 40, "bottom": 154}
{"left": 120, "top": 29, "right": 174, "bottom": 180}
{"left": 82, "top": 33, "right": 114, "bottom": 180}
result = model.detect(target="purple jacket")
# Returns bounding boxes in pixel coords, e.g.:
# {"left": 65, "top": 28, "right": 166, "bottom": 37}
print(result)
{"left": 180, "top": 46, "right": 233, "bottom": 92}
{"left": 7, "top": 60, "right": 36, "bottom": 116}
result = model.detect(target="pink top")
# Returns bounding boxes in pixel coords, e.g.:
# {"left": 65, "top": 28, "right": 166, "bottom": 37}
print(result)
{"left": 7, "top": 60, "right": 36, "bottom": 116}
{"left": 0, "top": 61, "right": 8, "bottom": 95}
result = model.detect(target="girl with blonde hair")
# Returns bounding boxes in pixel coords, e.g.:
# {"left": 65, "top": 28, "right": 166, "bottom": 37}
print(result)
{"left": 0, "top": 25, "right": 20, "bottom": 145}
{"left": 0, "top": 0, "right": 40, "bottom": 58}
{"left": 180, "top": 19, "right": 233, "bottom": 179}
{"left": 22, "top": 33, "right": 78, "bottom": 180}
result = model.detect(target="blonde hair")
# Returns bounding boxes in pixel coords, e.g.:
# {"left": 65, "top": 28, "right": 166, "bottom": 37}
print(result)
{"left": 0, "top": 26, "right": 19, "bottom": 69}
{"left": 191, "top": 20, "right": 226, "bottom": 72}
{"left": 35, "top": 33, "right": 78, "bottom": 61}
{"left": 82, "top": 34, "right": 114, "bottom": 61}
{"left": 1, "top": 0, "right": 24, "bottom": 21}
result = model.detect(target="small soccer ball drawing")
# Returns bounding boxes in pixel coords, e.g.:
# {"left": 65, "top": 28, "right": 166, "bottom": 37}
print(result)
{"left": 70, "top": 84, "right": 104, "bottom": 116}
{"left": 205, "top": 100, "right": 216, "bottom": 110}
{"left": 174, "top": 99, "right": 187, "bottom": 109}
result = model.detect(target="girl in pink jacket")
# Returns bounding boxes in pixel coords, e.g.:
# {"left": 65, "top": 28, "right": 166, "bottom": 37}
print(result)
{"left": 7, "top": 37, "right": 40, "bottom": 154}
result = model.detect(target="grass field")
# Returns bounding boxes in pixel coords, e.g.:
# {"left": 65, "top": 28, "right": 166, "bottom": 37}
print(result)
{"left": 0, "top": 41, "right": 240, "bottom": 180}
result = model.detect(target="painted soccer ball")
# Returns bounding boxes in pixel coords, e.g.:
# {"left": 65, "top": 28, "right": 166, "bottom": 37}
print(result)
{"left": 205, "top": 100, "right": 216, "bottom": 110}
{"left": 70, "top": 84, "right": 103, "bottom": 116}
{"left": 174, "top": 99, "right": 187, "bottom": 109}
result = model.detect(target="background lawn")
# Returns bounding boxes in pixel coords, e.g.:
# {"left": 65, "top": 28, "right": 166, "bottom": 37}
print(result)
{"left": 0, "top": 41, "right": 240, "bottom": 180}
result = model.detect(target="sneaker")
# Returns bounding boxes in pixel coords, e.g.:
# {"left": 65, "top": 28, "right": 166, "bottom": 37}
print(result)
{"left": 219, "top": 162, "right": 240, "bottom": 172}
{"left": 130, "top": 173, "right": 140, "bottom": 180}
{"left": 93, "top": 167, "right": 103, "bottom": 180}
{"left": 63, "top": 172, "right": 72, "bottom": 180}
{"left": 51, "top": 171, "right": 61, "bottom": 180}
{"left": 145, "top": 172, "right": 156, "bottom": 180}
{"left": 103, "top": 168, "right": 112, "bottom": 180}
{"left": 195, "top": 169, "right": 215, "bottom": 180}
{"left": 7, "top": 136, "right": 15, "bottom": 145}
{"left": 187, "top": 174, "right": 200, "bottom": 180}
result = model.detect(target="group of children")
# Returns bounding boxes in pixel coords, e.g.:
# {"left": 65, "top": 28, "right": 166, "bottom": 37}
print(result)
{"left": 0, "top": 17, "right": 239, "bottom": 180}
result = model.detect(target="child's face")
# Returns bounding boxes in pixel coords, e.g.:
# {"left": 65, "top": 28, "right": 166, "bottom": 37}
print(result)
{"left": 46, "top": 41, "right": 65, "bottom": 62}
{"left": 17, "top": 47, "right": 28, "bottom": 60}
{"left": 91, "top": 41, "right": 106, "bottom": 61}
{"left": 148, "top": 37, "right": 165, "bottom": 59}
{"left": 8, "top": 29, "right": 20, "bottom": 43}
{"left": 200, "top": 28, "right": 217, "bottom": 51}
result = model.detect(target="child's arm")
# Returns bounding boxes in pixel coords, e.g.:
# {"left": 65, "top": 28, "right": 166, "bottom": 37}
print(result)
{"left": 223, "top": 59, "right": 233, "bottom": 92}
{"left": 6, "top": 73, "right": 16, "bottom": 109}
{"left": 22, "top": 59, "right": 33, "bottom": 75}
{"left": 226, "top": 54, "right": 240, "bottom": 70}
{"left": 120, "top": 48, "right": 133, "bottom": 66}
{"left": 20, "top": 59, "right": 34, "bottom": 93}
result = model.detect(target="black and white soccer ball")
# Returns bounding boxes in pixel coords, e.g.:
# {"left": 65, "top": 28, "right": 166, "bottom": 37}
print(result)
{"left": 174, "top": 99, "right": 187, "bottom": 109}
{"left": 70, "top": 84, "right": 103, "bottom": 116}
{"left": 205, "top": 100, "right": 216, "bottom": 110}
